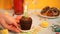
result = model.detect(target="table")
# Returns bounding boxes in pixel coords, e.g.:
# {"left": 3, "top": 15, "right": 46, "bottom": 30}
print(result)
{"left": 0, "top": 9, "right": 60, "bottom": 34}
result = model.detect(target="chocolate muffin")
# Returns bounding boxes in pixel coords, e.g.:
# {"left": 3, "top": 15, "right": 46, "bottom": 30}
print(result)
{"left": 20, "top": 16, "right": 32, "bottom": 30}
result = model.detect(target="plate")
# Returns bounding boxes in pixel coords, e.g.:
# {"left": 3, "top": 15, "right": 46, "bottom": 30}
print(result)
{"left": 20, "top": 26, "right": 36, "bottom": 32}
{"left": 38, "top": 11, "right": 60, "bottom": 19}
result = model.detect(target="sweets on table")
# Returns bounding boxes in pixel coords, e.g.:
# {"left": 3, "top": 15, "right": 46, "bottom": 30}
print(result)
{"left": 41, "top": 6, "right": 60, "bottom": 17}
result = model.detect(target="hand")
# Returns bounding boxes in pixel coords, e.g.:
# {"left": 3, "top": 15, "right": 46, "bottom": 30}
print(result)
{"left": 0, "top": 14, "right": 21, "bottom": 33}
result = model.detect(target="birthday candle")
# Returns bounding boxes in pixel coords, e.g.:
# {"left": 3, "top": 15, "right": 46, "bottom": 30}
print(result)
{"left": 24, "top": 4, "right": 28, "bottom": 17}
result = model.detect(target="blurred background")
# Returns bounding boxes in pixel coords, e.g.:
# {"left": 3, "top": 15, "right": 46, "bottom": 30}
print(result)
{"left": 0, "top": 0, "right": 60, "bottom": 10}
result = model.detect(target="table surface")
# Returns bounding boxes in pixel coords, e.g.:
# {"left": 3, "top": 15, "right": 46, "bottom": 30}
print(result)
{"left": 0, "top": 10, "right": 60, "bottom": 34}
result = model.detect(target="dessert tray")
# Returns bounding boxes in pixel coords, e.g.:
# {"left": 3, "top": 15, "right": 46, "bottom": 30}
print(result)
{"left": 38, "top": 11, "right": 60, "bottom": 19}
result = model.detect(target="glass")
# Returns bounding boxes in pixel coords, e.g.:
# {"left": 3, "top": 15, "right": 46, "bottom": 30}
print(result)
{"left": 0, "top": 0, "right": 12, "bottom": 9}
{"left": 14, "top": 0, "right": 24, "bottom": 15}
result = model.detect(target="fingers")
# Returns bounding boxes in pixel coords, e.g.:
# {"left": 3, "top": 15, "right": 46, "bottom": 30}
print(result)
{"left": 12, "top": 22, "right": 21, "bottom": 32}
{"left": 0, "top": 14, "right": 21, "bottom": 33}
{"left": 0, "top": 18, "right": 20, "bottom": 33}
{"left": 8, "top": 25, "right": 20, "bottom": 33}
{"left": 2, "top": 14, "right": 17, "bottom": 24}
{"left": 0, "top": 18, "right": 10, "bottom": 28}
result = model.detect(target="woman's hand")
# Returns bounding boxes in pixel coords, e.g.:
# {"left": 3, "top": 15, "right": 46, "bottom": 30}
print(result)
{"left": 0, "top": 14, "right": 21, "bottom": 33}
